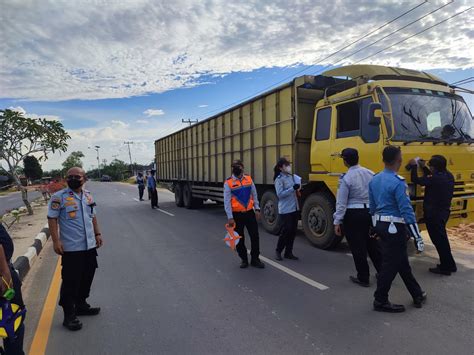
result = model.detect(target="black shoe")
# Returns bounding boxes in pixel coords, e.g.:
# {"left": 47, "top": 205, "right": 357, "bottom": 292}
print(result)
{"left": 156, "top": 206, "right": 160, "bottom": 209}
{"left": 373, "top": 301, "right": 405, "bottom": 313}
{"left": 240, "top": 260, "right": 249, "bottom": 269}
{"left": 437, "top": 264, "right": 457, "bottom": 273}
{"left": 413, "top": 292, "right": 427, "bottom": 308}
{"left": 76, "top": 303, "right": 101, "bottom": 316}
{"left": 429, "top": 266, "right": 451, "bottom": 276}
{"left": 350, "top": 276, "right": 370, "bottom": 287}
{"left": 275, "top": 252, "right": 283, "bottom": 261}
{"left": 63, "top": 316, "right": 83, "bottom": 331}
{"left": 284, "top": 253, "right": 299, "bottom": 260}
{"left": 251, "top": 259, "right": 265, "bottom": 269}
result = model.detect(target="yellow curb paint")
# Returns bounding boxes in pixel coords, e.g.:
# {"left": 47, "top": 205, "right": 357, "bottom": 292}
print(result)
{"left": 29, "top": 257, "right": 61, "bottom": 355}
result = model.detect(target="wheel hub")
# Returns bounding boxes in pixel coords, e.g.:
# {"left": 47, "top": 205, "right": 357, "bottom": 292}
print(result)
{"left": 263, "top": 200, "right": 276, "bottom": 225}
{"left": 308, "top": 206, "right": 327, "bottom": 237}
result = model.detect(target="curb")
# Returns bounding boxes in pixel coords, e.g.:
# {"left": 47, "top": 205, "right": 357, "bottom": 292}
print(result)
{"left": 13, "top": 223, "right": 51, "bottom": 281}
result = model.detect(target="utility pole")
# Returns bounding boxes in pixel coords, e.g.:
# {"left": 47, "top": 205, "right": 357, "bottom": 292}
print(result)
{"left": 123, "top": 141, "right": 134, "bottom": 176}
{"left": 89, "top": 145, "right": 101, "bottom": 179}
{"left": 182, "top": 119, "right": 198, "bottom": 126}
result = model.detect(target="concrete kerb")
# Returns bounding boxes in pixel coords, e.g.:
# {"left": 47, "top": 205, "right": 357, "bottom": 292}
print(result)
{"left": 13, "top": 223, "right": 51, "bottom": 281}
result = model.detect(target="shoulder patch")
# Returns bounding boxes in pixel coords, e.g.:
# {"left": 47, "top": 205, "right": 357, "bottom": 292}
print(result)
{"left": 396, "top": 175, "right": 405, "bottom": 181}
{"left": 51, "top": 198, "right": 61, "bottom": 210}
{"left": 339, "top": 173, "right": 346, "bottom": 180}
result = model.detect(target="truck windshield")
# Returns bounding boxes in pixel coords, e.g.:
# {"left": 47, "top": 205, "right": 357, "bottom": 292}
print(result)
{"left": 381, "top": 87, "right": 473, "bottom": 143}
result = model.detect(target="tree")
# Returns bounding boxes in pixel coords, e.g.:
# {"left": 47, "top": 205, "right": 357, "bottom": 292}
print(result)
{"left": 23, "top": 155, "right": 43, "bottom": 181}
{"left": 62, "top": 151, "right": 85, "bottom": 173}
{"left": 0, "top": 109, "right": 70, "bottom": 214}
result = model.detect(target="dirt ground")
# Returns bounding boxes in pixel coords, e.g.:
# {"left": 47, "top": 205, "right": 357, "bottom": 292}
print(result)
{"left": 6, "top": 200, "right": 49, "bottom": 261}
{"left": 447, "top": 223, "right": 474, "bottom": 251}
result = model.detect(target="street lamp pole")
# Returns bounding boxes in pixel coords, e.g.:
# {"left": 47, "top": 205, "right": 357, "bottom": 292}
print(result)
{"left": 94, "top": 145, "right": 101, "bottom": 179}
{"left": 124, "top": 141, "right": 134, "bottom": 175}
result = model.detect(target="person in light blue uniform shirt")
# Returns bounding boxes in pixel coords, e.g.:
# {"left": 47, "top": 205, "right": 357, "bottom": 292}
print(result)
{"left": 333, "top": 148, "right": 381, "bottom": 287}
{"left": 369, "top": 146, "right": 426, "bottom": 313}
{"left": 273, "top": 157, "right": 300, "bottom": 261}
{"left": 48, "top": 167, "right": 103, "bottom": 331}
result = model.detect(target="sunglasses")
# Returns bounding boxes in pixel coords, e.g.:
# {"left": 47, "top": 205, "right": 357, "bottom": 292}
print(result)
{"left": 67, "top": 175, "right": 83, "bottom": 180}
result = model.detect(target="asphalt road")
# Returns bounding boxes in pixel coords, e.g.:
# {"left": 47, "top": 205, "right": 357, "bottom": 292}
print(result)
{"left": 24, "top": 182, "right": 473, "bottom": 354}
{"left": 0, "top": 189, "right": 42, "bottom": 214}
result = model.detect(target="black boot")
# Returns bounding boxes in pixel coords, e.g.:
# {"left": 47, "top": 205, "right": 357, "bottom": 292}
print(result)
{"left": 251, "top": 258, "right": 265, "bottom": 269}
{"left": 413, "top": 292, "right": 427, "bottom": 308}
{"left": 76, "top": 302, "right": 101, "bottom": 316}
{"left": 429, "top": 266, "right": 451, "bottom": 276}
{"left": 240, "top": 260, "right": 249, "bottom": 269}
{"left": 63, "top": 312, "right": 82, "bottom": 331}
{"left": 284, "top": 253, "right": 299, "bottom": 260}
{"left": 373, "top": 300, "right": 405, "bottom": 313}
{"left": 350, "top": 276, "right": 370, "bottom": 287}
{"left": 275, "top": 252, "right": 283, "bottom": 261}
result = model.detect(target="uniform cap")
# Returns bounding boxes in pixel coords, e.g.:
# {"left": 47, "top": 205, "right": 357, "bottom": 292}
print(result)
{"left": 341, "top": 148, "right": 358, "bottom": 160}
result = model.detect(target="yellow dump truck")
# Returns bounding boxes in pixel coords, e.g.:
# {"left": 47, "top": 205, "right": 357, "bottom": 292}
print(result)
{"left": 155, "top": 64, "right": 474, "bottom": 249}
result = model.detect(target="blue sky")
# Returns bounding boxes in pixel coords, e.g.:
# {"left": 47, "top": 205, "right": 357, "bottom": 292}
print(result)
{"left": 1, "top": 0, "right": 473, "bottom": 170}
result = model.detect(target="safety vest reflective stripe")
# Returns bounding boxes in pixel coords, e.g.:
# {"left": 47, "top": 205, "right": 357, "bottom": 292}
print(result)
{"left": 226, "top": 175, "right": 255, "bottom": 212}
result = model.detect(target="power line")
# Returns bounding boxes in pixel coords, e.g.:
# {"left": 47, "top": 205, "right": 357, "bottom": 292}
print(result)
{"left": 451, "top": 77, "right": 474, "bottom": 85}
{"left": 353, "top": 7, "right": 473, "bottom": 64}
{"left": 187, "top": 1, "right": 428, "bottom": 121}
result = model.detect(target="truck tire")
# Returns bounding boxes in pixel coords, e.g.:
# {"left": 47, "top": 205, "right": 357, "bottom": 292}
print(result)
{"left": 301, "top": 192, "right": 341, "bottom": 249}
{"left": 174, "top": 183, "right": 184, "bottom": 207}
{"left": 183, "top": 184, "right": 193, "bottom": 209}
{"left": 260, "top": 190, "right": 281, "bottom": 235}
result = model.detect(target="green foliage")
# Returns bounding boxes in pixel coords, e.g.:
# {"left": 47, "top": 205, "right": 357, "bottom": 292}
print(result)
{"left": 88, "top": 159, "right": 129, "bottom": 181}
{"left": 0, "top": 109, "right": 69, "bottom": 182}
{"left": 23, "top": 155, "right": 43, "bottom": 180}
{"left": 44, "top": 169, "right": 64, "bottom": 179}
{"left": 62, "top": 151, "right": 85, "bottom": 172}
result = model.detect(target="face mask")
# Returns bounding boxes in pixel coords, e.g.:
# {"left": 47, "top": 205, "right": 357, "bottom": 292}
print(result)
{"left": 67, "top": 179, "right": 83, "bottom": 190}
{"left": 232, "top": 167, "right": 243, "bottom": 176}
{"left": 284, "top": 165, "right": 292, "bottom": 174}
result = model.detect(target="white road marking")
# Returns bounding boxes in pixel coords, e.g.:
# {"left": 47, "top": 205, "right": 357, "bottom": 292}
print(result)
{"left": 255, "top": 253, "right": 329, "bottom": 291}
{"left": 133, "top": 198, "right": 140, "bottom": 202}
{"left": 121, "top": 192, "right": 126, "bottom": 196}
{"left": 155, "top": 208, "right": 175, "bottom": 217}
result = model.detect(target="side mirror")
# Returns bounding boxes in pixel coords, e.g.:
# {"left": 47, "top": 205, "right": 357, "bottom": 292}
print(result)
{"left": 368, "top": 102, "right": 383, "bottom": 126}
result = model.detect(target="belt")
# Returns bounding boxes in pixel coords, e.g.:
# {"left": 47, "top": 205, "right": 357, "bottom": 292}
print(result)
{"left": 347, "top": 203, "right": 369, "bottom": 209}
{"left": 375, "top": 214, "right": 405, "bottom": 224}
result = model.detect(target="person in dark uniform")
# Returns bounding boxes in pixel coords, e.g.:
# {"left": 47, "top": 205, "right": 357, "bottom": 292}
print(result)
{"left": 0, "top": 225, "right": 25, "bottom": 355}
{"left": 48, "top": 167, "right": 103, "bottom": 331}
{"left": 224, "top": 160, "right": 265, "bottom": 269}
{"left": 148, "top": 170, "right": 159, "bottom": 209}
{"left": 369, "top": 146, "right": 426, "bottom": 313}
{"left": 136, "top": 172, "right": 145, "bottom": 201}
{"left": 409, "top": 155, "right": 456, "bottom": 275}
{"left": 145, "top": 170, "right": 151, "bottom": 200}
{"left": 334, "top": 148, "right": 381, "bottom": 287}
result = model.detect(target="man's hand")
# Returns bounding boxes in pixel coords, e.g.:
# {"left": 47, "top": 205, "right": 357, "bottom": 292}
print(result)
{"left": 418, "top": 159, "right": 426, "bottom": 168}
{"left": 95, "top": 234, "right": 104, "bottom": 248}
{"left": 255, "top": 210, "right": 261, "bottom": 220}
{"left": 408, "top": 159, "right": 417, "bottom": 166}
{"left": 227, "top": 218, "right": 235, "bottom": 228}
{"left": 53, "top": 240, "right": 64, "bottom": 255}
{"left": 334, "top": 224, "right": 342, "bottom": 236}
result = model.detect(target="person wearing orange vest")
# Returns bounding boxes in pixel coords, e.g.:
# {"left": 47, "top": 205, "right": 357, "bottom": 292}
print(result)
{"left": 224, "top": 160, "right": 265, "bottom": 269}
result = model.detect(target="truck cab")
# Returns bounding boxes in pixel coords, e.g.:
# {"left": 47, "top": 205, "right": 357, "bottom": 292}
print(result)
{"left": 303, "top": 65, "right": 474, "bottom": 248}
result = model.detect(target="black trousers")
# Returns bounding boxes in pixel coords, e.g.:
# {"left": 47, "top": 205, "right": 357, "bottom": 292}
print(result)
{"left": 276, "top": 211, "right": 298, "bottom": 255}
{"left": 2, "top": 264, "right": 25, "bottom": 355}
{"left": 138, "top": 186, "right": 145, "bottom": 200}
{"left": 59, "top": 249, "right": 98, "bottom": 316}
{"left": 374, "top": 222, "right": 423, "bottom": 303}
{"left": 343, "top": 209, "right": 381, "bottom": 283}
{"left": 425, "top": 212, "right": 456, "bottom": 271}
{"left": 234, "top": 210, "right": 260, "bottom": 261}
{"left": 150, "top": 188, "right": 158, "bottom": 208}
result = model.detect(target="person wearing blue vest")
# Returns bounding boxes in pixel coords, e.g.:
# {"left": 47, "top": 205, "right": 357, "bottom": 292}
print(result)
{"left": 48, "top": 167, "right": 103, "bottom": 331}
{"left": 273, "top": 157, "right": 300, "bottom": 261}
{"left": 369, "top": 146, "right": 426, "bottom": 313}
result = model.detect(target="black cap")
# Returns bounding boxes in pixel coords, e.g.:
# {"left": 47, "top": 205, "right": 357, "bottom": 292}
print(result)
{"left": 341, "top": 148, "right": 358, "bottom": 160}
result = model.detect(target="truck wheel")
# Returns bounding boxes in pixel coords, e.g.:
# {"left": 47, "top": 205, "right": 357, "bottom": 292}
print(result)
{"left": 260, "top": 190, "right": 281, "bottom": 235}
{"left": 301, "top": 192, "right": 341, "bottom": 249}
{"left": 174, "top": 184, "right": 184, "bottom": 207}
{"left": 183, "top": 184, "right": 193, "bottom": 209}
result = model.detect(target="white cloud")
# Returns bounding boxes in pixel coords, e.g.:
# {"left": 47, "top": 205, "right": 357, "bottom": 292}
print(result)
{"left": 136, "top": 119, "right": 150, "bottom": 124}
{"left": 110, "top": 120, "right": 129, "bottom": 128}
{"left": 198, "top": 104, "right": 208, "bottom": 108}
{"left": 1, "top": 1, "right": 473, "bottom": 101}
{"left": 7, "top": 106, "right": 61, "bottom": 121}
{"left": 143, "top": 109, "right": 165, "bottom": 117}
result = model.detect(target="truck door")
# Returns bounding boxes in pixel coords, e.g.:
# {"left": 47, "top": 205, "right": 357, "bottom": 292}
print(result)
{"left": 311, "top": 107, "right": 332, "bottom": 173}
{"left": 330, "top": 97, "right": 381, "bottom": 174}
